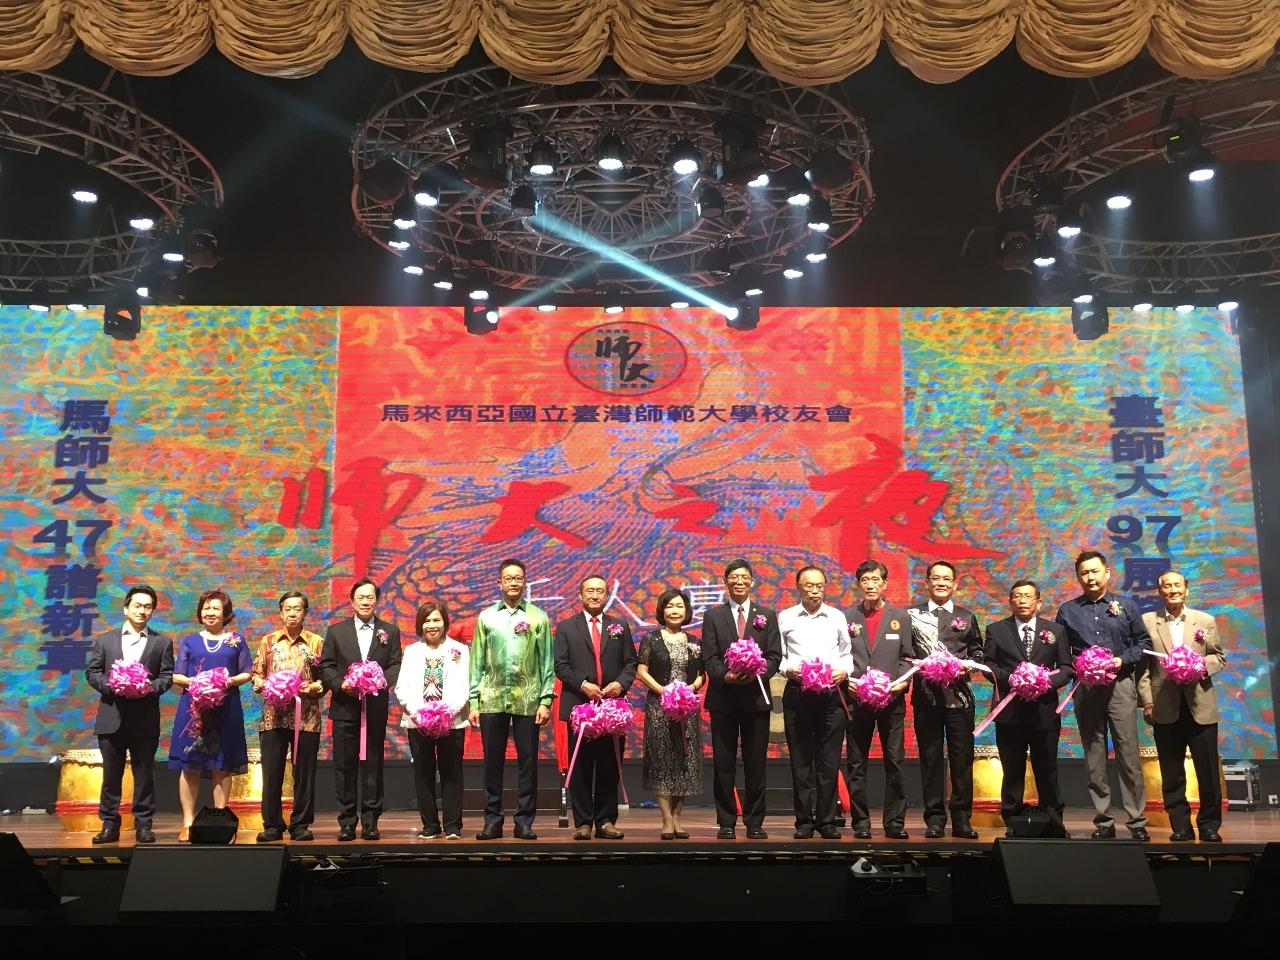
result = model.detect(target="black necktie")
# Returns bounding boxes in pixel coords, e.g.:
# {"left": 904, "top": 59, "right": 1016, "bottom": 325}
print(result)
{"left": 1022, "top": 625, "right": 1033, "bottom": 658}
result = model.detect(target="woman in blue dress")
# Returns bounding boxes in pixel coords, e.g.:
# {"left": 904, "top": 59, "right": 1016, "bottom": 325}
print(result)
{"left": 168, "top": 589, "right": 253, "bottom": 841}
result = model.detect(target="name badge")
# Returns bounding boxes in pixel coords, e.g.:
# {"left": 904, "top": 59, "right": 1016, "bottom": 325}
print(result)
{"left": 886, "top": 633, "right": 899, "bottom": 640}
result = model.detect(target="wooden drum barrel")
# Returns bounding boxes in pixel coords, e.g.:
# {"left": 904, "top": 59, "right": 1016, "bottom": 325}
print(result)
{"left": 971, "top": 744, "right": 1039, "bottom": 827}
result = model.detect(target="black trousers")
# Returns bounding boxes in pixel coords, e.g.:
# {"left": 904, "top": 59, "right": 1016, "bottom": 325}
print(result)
{"left": 479, "top": 712, "right": 539, "bottom": 829}
{"left": 913, "top": 698, "right": 976, "bottom": 827}
{"left": 408, "top": 727, "right": 465, "bottom": 834}
{"left": 259, "top": 727, "right": 319, "bottom": 833}
{"left": 98, "top": 732, "right": 158, "bottom": 829}
{"left": 782, "top": 684, "right": 846, "bottom": 829}
{"left": 995, "top": 722, "right": 1065, "bottom": 825}
{"left": 845, "top": 703, "right": 907, "bottom": 828}
{"left": 1152, "top": 701, "right": 1222, "bottom": 834}
{"left": 567, "top": 730, "right": 622, "bottom": 828}
{"left": 709, "top": 709, "right": 770, "bottom": 829}
{"left": 331, "top": 716, "right": 387, "bottom": 830}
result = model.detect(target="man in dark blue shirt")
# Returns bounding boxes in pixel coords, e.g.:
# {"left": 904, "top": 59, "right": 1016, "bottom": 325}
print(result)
{"left": 1055, "top": 550, "right": 1153, "bottom": 840}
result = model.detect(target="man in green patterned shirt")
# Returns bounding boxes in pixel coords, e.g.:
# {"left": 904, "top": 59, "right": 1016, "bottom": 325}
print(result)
{"left": 469, "top": 558, "right": 555, "bottom": 840}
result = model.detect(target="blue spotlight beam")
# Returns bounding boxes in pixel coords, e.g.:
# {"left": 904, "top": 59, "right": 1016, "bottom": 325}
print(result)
{"left": 521, "top": 210, "right": 739, "bottom": 318}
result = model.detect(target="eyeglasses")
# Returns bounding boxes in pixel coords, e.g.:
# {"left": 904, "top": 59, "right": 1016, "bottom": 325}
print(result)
{"left": 500, "top": 576, "right": 526, "bottom": 584}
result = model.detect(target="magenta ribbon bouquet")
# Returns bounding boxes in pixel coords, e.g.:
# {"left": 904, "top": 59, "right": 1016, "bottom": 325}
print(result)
{"left": 344, "top": 660, "right": 387, "bottom": 760}
{"left": 799, "top": 658, "right": 852, "bottom": 718}
{"left": 975, "top": 662, "right": 1056, "bottom": 736}
{"left": 1144, "top": 645, "right": 1208, "bottom": 684}
{"left": 725, "top": 637, "right": 771, "bottom": 706}
{"left": 414, "top": 700, "right": 456, "bottom": 739}
{"left": 1056, "top": 646, "right": 1118, "bottom": 714}
{"left": 184, "top": 667, "right": 230, "bottom": 751}
{"left": 566, "top": 697, "right": 635, "bottom": 800}
{"left": 852, "top": 668, "right": 894, "bottom": 711}
{"left": 107, "top": 660, "right": 152, "bottom": 698}
{"left": 262, "top": 667, "right": 305, "bottom": 757}
{"left": 660, "top": 681, "right": 700, "bottom": 759}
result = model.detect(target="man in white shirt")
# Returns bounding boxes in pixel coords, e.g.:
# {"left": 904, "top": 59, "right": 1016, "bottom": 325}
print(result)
{"left": 84, "top": 586, "right": 174, "bottom": 844}
{"left": 778, "top": 566, "right": 852, "bottom": 839}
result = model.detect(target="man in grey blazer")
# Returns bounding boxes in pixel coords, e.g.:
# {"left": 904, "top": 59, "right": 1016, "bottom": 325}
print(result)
{"left": 1139, "top": 571, "right": 1227, "bottom": 842}
{"left": 84, "top": 585, "right": 174, "bottom": 844}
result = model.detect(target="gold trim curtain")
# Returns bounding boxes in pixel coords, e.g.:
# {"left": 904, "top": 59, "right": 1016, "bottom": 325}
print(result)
{"left": 2, "top": 1, "right": 1276, "bottom": 83}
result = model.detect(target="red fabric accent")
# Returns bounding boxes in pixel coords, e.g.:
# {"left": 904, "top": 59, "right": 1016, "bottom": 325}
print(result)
{"left": 863, "top": 605, "right": 885, "bottom": 650}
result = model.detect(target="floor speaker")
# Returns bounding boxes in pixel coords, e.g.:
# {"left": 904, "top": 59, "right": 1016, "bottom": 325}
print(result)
{"left": 1234, "top": 842, "right": 1280, "bottom": 920}
{"left": 994, "top": 838, "right": 1160, "bottom": 920}
{"left": 0, "top": 833, "right": 60, "bottom": 913}
{"left": 120, "top": 846, "right": 287, "bottom": 919}
{"left": 189, "top": 805, "right": 239, "bottom": 845}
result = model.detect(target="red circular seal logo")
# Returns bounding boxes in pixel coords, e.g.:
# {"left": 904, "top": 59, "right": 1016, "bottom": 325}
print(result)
{"left": 564, "top": 322, "right": 688, "bottom": 396}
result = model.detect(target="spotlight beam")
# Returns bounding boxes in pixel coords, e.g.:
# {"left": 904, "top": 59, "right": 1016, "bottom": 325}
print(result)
{"left": 519, "top": 209, "right": 740, "bottom": 317}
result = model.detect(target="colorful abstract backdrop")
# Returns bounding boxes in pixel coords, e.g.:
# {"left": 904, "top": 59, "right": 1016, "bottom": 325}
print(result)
{"left": 0, "top": 305, "right": 1270, "bottom": 764}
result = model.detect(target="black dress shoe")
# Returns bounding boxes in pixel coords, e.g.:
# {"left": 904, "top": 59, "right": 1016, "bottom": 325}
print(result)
{"left": 716, "top": 827, "right": 736, "bottom": 840}
{"left": 853, "top": 826, "right": 872, "bottom": 840}
{"left": 1091, "top": 825, "right": 1117, "bottom": 839}
{"left": 952, "top": 825, "right": 980, "bottom": 840}
{"left": 256, "top": 828, "right": 283, "bottom": 842}
{"left": 337, "top": 827, "right": 356, "bottom": 841}
{"left": 819, "top": 826, "right": 843, "bottom": 840}
{"left": 793, "top": 826, "right": 815, "bottom": 839}
{"left": 361, "top": 827, "right": 381, "bottom": 841}
{"left": 514, "top": 825, "right": 538, "bottom": 840}
{"left": 290, "top": 827, "right": 314, "bottom": 841}
{"left": 1169, "top": 829, "right": 1195, "bottom": 842}
{"left": 924, "top": 825, "right": 945, "bottom": 839}
{"left": 134, "top": 827, "right": 156, "bottom": 844}
{"left": 475, "top": 825, "right": 503, "bottom": 840}
{"left": 884, "top": 827, "right": 910, "bottom": 840}
{"left": 1130, "top": 827, "right": 1151, "bottom": 842}
{"left": 92, "top": 826, "right": 120, "bottom": 844}
{"left": 746, "top": 828, "right": 768, "bottom": 840}
{"left": 1200, "top": 829, "right": 1222, "bottom": 842}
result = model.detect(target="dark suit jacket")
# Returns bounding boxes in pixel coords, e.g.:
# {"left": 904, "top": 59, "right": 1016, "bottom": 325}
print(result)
{"left": 320, "top": 616, "right": 403, "bottom": 725}
{"left": 844, "top": 602, "right": 914, "bottom": 688}
{"left": 553, "top": 611, "right": 638, "bottom": 721}
{"left": 85, "top": 627, "right": 174, "bottom": 737}
{"left": 982, "top": 616, "right": 1074, "bottom": 730}
{"left": 909, "top": 602, "right": 984, "bottom": 709}
{"left": 701, "top": 602, "right": 782, "bottom": 715}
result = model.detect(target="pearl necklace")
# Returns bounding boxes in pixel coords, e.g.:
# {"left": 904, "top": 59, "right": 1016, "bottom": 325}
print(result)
{"left": 201, "top": 631, "right": 226, "bottom": 653}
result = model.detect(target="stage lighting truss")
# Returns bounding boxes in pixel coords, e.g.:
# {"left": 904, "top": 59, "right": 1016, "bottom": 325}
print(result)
{"left": 0, "top": 71, "right": 223, "bottom": 299}
{"left": 996, "top": 57, "right": 1280, "bottom": 294}
{"left": 351, "top": 65, "right": 873, "bottom": 294}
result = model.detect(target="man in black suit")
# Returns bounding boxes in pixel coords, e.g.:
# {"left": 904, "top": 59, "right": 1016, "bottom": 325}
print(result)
{"left": 553, "top": 574, "right": 638, "bottom": 840}
{"left": 701, "top": 559, "right": 782, "bottom": 839}
{"left": 844, "top": 559, "right": 914, "bottom": 839}
{"left": 983, "top": 579, "right": 1074, "bottom": 837}
{"left": 319, "top": 578, "right": 402, "bottom": 841}
{"left": 910, "top": 560, "right": 984, "bottom": 839}
{"left": 84, "top": 585, "right": 174, "bottom": 844}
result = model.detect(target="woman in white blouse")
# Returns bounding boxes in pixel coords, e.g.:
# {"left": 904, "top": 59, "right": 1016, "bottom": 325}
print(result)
{"left": 397, "top": 599, "right": 470, "bottom": 838}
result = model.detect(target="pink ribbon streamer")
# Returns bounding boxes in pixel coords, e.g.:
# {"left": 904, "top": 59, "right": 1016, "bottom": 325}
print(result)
{"left": 1055, "top": 680, "right": 1082, "bottom": 715}
{"left": 359, "top": 698, "right": 368, "bottom": 761}
{"left": 293, "top": 695, "right": 302, "bottom": 761}
{"left": 974, "top": 689, "right": 1018, "bottom": 737}
{"left": 613, "top": 736, "right": 629, "bottom": 804}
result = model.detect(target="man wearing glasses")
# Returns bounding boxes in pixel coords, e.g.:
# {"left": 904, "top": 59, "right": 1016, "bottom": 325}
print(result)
{"left": 910, "top": 561, "right": 984, "bottom": 839}
{"left": 844, "top": 560, "right": 914, "bottom": 839}
{"left": 469, "top": 558, "right": 555, "bottom": 840}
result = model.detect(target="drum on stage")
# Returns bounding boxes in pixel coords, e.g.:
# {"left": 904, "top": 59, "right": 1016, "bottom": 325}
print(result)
{"left": 1139, "top": 745, "right": 1225, "bottom": 828}
{"left": 57, "top": 748, "right": 137, "bottom": 832}
{"left": 971, "top": 744, "right": 1039, "bottom": 827}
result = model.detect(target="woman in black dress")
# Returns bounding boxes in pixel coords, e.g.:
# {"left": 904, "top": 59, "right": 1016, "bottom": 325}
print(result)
{"left": 637, "top": 588, "right": 705, "bottom": 839}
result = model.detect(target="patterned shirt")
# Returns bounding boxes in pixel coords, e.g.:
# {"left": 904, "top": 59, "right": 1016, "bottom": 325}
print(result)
{"left": 251, "top": 628, "right": 325, "bottom": 732}
{"left": 469, "top": 600, "right": 554, "bottom": 716}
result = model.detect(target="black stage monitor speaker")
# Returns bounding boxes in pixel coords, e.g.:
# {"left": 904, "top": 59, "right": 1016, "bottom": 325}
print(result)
{"left": 120, "top": 846, "right": 287, "bottom": 920}
{"left": 190, "top": 804, "right": 239, "bottom": 845}
{"left": 994, "top": 838, "right": 1160, "bottom": 920}
{"left": 0, "top": 833, "right": 60, "bottom": 912}
{"left": 1005, "top": 809, "right": 1055, "bottom": 838}
{"left": 1234, "top": 842, "right": 1280, "bottom": 920}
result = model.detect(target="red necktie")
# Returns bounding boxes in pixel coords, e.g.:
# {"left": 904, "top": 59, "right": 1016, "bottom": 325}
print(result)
{"left": 736, "top": 606, "right": 746, "bottom": 640}
{"left": 590, "top": 616, "right": 604, "bottom": 686}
